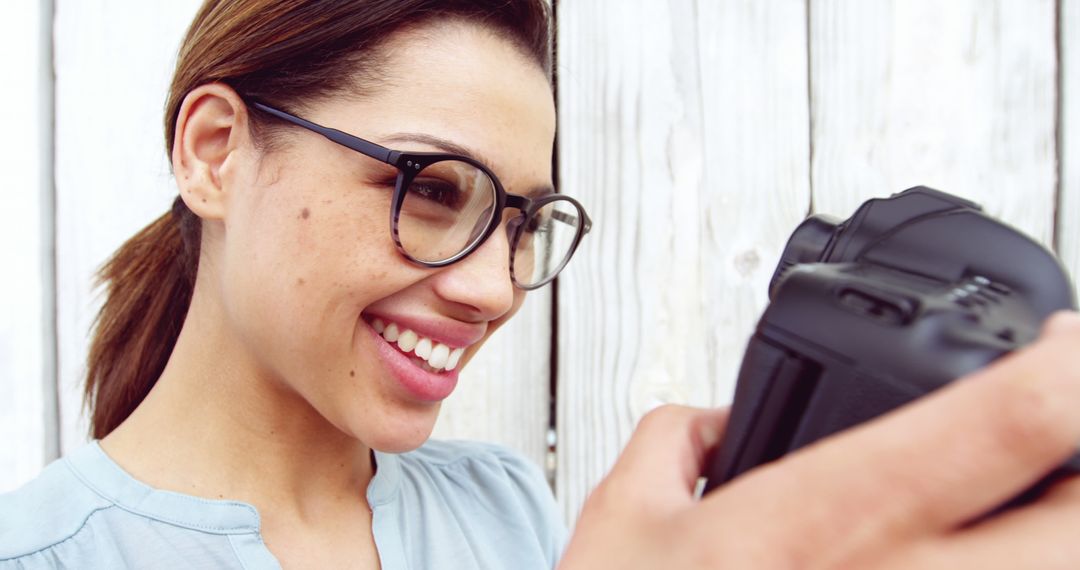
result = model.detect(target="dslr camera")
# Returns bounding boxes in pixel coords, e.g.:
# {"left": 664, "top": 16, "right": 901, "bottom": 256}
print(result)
{"left": 703, "top": 187, "right": 1079, "bottom": 506}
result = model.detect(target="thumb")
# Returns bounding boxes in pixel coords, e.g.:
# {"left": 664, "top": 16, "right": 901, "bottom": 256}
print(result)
{"left": 607, "top": 405, "right": 729, "bottom": 504}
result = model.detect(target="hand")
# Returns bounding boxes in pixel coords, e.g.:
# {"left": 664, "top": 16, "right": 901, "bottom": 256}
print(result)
{"left": 559, "top": 311, "right": 1080, "bottom": 569}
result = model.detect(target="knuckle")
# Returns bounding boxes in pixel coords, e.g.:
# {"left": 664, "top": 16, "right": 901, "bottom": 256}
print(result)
{"left": 1041, "top": 310, "right": 1080, "bottom": 338}
{"left": 635, "top": 404, "right": 687, "bottom": 432}
{"left": 981, "top": 380, "right": 1064, "bottom": 460}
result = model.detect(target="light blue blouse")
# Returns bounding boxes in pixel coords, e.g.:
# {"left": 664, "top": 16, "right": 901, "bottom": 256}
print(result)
{"left": 0, "top": 440, "right": 567, "bottom": 569}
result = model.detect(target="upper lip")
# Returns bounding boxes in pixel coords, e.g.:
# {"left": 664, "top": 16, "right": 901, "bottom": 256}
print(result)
{"left": 362, "top": 311, "right": 487, "bottom": 349}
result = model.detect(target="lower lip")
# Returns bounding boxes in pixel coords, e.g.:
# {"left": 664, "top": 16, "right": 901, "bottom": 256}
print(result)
{"left": 367, "top": 324, "right": 460, "bottom": 402}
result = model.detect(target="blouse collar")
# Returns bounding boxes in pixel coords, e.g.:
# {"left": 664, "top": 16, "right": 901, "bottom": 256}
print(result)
{"left": 65, "top": 441, "right": 400, "bottom": 533}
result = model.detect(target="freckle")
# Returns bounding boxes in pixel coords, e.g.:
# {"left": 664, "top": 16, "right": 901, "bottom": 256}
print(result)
{"left": 322, "top": 199, "right": 333, "bottom": 205}
{"left": 350, "top": 370, "right": 355, "bottom": 377}
{"left": 297, "top": 277, "right": 306, "bottom": 286}
{"left": 201, "top": 198, "right": 207, "bottom": 203}
{"left": 300, "top": 207, "right": 310, "bottom": 219}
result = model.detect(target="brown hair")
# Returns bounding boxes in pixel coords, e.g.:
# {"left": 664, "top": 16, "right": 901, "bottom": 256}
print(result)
{"left": 86, "top": 0, "right": 553, "bottom": 439}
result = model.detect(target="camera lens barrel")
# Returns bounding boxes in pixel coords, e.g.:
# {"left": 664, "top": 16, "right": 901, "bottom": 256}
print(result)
{"left": 769, "top": 214, "right": 842, "bottom": 298}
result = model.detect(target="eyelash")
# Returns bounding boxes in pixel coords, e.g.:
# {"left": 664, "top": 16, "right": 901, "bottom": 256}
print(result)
{"left": 408, "top": 179, "right": 461, "bottom": 208}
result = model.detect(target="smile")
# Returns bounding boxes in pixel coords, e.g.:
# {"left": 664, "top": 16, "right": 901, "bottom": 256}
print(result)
{"left": 371, "top": 318, "right": 466, "bottom": 373}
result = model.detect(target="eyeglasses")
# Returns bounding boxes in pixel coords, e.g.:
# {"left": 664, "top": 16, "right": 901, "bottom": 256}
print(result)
{"left": 249, "top": 101, "right": 592, "bottom": 290}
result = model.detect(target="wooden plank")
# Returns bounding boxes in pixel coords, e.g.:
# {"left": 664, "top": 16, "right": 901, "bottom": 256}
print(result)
{"left": 555, "top": 0, "right": 811, "bottom": 527}
{"left": 53, "top": 0, "right": 217, "bottom": 453}
{"left": 1062, "top": 0, "right": 1080, "bottom": 300}
{"left": 810, "top": 0, "right": 1059, "bottom": 245}
{"left": 432, "top": 288, "right": 552, "bottom": 471}
{"left": 0, "top": 0, "right": 54, "bottom": 493}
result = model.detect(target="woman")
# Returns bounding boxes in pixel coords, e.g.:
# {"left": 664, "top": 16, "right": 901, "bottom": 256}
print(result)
{"left": 6, "top": 1, "right": 571, "bottom": 567}
{"left": 5, "top": 1, "right": 1080, "bottom": 568}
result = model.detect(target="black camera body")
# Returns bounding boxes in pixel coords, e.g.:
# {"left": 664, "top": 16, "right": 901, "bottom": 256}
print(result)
{"left": 703, "top": 187, "right": 1079, "bottom": 498}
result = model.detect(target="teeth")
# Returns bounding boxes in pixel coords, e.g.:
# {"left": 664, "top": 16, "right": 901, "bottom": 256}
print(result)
{"left": 397, "top": 330, "right": 418, "bottom": 352}
{"left": 428, "top": 344, "right": 449, "bottom": 369}
{"left": 371, "top": 318, "right": 469, "bottom": 372}
{"left": 415, "top": 338, "right": 433, "bottom": 359}
{"left": 446, "top": 348, "right": 463, "bottom": 371}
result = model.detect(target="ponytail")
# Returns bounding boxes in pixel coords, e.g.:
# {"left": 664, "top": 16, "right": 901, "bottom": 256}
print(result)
{"left": 85, "top": 197, "right": 200, "bottom": 439}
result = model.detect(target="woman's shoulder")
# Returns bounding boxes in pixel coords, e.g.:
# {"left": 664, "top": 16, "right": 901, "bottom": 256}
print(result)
{"left": 0, "top": 445, "right": 112, "bottom": 562}
{"left": 373, "top": 440, "right": 567, "bottom": 568}
{"left": 395, "top": 439, "right": 552, "bottom": 500}
{"left": 401, "top": 438, "right": 541, "bottom": 468}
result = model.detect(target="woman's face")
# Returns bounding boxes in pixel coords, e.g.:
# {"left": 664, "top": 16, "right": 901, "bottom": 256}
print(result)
{"left": 207, "top": 23, "right": 556, "bottom": 452}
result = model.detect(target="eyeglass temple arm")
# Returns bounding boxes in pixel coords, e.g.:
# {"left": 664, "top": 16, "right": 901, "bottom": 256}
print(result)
{"left": 551, "top": 211, "right": 576, "bottom": 225}
{"left": 550, "top": 210, "right": 593, "bottom": 233}
{"left": 250, "top": 102, "right": 397, "bottom": 165}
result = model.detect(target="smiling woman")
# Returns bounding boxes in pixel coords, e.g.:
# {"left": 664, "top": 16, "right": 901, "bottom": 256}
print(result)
{"left": 10, "top": 2, "right": 1080, "bottom": 569}
{"left": 0, "top": 1, "right": 577, "bottom": 568}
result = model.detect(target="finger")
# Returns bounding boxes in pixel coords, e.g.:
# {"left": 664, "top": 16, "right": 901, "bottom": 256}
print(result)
{"left": 1043, "top": 309, "right": 1080, "bottom": 337}
{"left": 699, "top": 311, "right": 1080, "bottom": 560}
{"left": 878, "top": 476, "right": 1080, "bottom": 569}
{"left": 606, "top": 405, "right": 729, "bottom": 504}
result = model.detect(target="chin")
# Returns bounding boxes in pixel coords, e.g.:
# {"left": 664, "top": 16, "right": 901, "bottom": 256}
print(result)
{"left": 359, "top": 403, "right": 442, "bottom": 454}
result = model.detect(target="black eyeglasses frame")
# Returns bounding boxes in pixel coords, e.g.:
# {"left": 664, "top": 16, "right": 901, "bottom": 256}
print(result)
{"left": 248, "top": 101, "right": 592, "bottom": 290}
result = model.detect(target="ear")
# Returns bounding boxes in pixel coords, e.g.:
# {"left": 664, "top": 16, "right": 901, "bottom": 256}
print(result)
{"left": 171, "top": 83, "right": 251, "bottom": 221}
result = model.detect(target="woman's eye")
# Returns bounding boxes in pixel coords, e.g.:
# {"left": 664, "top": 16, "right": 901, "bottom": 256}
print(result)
{"left": 408, "top": 178, "right": 461, "bottom": 208}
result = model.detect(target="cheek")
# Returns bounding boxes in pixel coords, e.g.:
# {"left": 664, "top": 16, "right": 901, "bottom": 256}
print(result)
{"left": 216, "top": 165, "right": 408, "bottom": 378}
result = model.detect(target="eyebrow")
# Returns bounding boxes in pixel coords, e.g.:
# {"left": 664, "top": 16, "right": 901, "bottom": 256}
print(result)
{"left": 381, "top": 132, "right": 556, "bottom": 199}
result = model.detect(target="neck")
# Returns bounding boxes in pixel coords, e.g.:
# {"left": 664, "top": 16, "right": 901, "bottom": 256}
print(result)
{"left": 100, "top": 277, "right": 374, "bottom": 522}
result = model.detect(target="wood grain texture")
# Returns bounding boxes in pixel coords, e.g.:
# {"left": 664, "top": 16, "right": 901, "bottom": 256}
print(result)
{"left": 1062, "top": 0, "right": 1080, "bottom": 299}
{"left": 431, "top": 288, "right": 552, "bottom": 471}
{"left": 810, "top": 0, "right": 1059, "bottom": 243}
{"left": 555, "top": 0, "right": 810, "bottom": 526}
{"left": 54, "top": 0, "right": 206, "bottom": 454}
{"left": 0, "top": 0, "right": 53, "bottom": 493}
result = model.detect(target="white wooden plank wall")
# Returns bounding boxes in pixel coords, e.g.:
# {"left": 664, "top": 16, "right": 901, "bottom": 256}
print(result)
{"left": 1063, "top": 0, "right": 1080, "bottom": 298}
{"left": 0, "top": 1, "right": 53, "bottom": 493}
{"left": 52, "top": 0, "right": 205, "bottom": 457}
{"left": 556, "top": 0, "right": 810, "bottom": 526}
{"left": 810, "top": 0, "right": 1059, "bottom": 245}
{"left": 0, "top": 0, "right": 1077, "bottom": 528}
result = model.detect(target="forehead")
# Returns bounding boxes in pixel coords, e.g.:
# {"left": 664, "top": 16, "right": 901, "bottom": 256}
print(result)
{"left": 309, "top": 22, "right": 556, "bottom": 190}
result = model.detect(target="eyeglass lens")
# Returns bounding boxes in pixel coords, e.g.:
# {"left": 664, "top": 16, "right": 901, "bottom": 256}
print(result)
{"left": 397, "top": 159, "right": 497, "bottom": 263}
{"left": 511, "top": 199, "right": 583, "bottom": 287}
{"left": 395, "top": 158, "right": 583, "bottom": 287}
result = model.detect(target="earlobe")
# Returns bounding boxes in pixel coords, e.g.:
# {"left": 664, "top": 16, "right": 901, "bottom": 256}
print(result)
{"left": 172, "top": 84, "right": 250, "bottom": 221}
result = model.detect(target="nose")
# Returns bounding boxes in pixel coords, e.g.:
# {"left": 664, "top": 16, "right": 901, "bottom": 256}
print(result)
{"left": 430, "top": 217, "right": 519, "bottom": 321}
